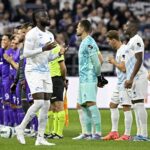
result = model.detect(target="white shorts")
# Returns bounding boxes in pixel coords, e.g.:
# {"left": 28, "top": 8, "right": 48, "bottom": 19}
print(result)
{"left": 25, "top": 71, "right": 53, "bottom": 94}
{"left": 111, "top": 85, "right": 132, "bottom": 106}
{"left": 131, "top": 74, "right": 148, "bottom": 101}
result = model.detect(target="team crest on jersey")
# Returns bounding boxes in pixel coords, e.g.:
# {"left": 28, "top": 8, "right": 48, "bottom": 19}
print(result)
{"left": 137, "top": 43, "right": 141, "bottom": 47}
{"left": 122, "top": 55, "right": 125, "bottom": 58}
{"left": 88, "top": 45, "right": 93, "bottom": 49}
{"left": 38, "top": 33, "right": 42, "bottom": 37}
{"left": 49, "top": 37, "right": 52, "bottom": 42}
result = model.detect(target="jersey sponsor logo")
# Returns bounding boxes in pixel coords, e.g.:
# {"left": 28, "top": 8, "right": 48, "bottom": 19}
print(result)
{"left": 137, "top": 43, "right": 141, "bottom": 47}
{"left": 35, "top": 87, "right": 43, "bottom": 91}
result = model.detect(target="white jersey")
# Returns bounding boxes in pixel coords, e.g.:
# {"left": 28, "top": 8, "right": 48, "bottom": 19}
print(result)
{"left": 125, "top": 34, "right": 147, "bottom": 80}
{"left": 115, "top": 44, "right": 126, "bottom": 86}
{"left": 23, "top": 27, "right": 58, "bottom": 74}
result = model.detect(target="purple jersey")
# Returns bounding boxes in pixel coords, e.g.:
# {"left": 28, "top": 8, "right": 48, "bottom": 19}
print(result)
{"left": 0, "top": 48, "right": 3, "bottom": 104}
{"left": 2, "top": 48, "right": 13, "bottom": 79}
{"left": 0, "top": 48, "right": 3, "bottom": 76}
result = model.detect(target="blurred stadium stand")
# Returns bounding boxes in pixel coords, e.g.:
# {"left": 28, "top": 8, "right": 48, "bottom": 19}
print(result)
{"left": 0, "top": 0, "right": 150, "bottom": 76}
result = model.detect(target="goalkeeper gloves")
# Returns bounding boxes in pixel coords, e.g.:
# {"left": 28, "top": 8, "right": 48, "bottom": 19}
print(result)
{"left": 97, "top": 74, "right": 108, "bottom": 88}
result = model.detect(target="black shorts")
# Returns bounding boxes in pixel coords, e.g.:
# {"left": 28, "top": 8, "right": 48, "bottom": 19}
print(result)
{"left": 50, "top": 76, "right": 64, "bottom": 103}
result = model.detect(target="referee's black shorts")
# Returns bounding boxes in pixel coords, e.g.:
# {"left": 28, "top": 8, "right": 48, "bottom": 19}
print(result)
{"left": 50, "top": 76, "right": 64, "bottom": 103}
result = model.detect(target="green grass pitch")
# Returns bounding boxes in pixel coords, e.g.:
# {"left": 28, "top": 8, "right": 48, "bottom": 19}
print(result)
{"left": 0, "top": 109, "right": 150, "bottom": 150}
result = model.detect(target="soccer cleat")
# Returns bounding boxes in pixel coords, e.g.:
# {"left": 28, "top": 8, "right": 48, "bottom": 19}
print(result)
{"left": 72, "top": 134, "right": 85, "bottom": 140}
{"left": 92, "top": 134, "right": 102, "bottom": 140}
{"left": 115, "top": 135, "right": 132, "bottom": 141}
{"left": 35, "top": 137, "right": 55, "bottom": 146}
{"left": 72, "top": 134, "right": 92, "bottom": 140}
{"left": 48, "top": 133, "right": 63, "bottom": 139}
{"left": 15, "top": 126, "right": 26, "bottom": 144}
{"left": 102, "top": 131, "right": 119, "bottom": 140}
{"left": 133, "top": 135, "right": 150, "bottom": 141}
{"left": 47, "top": 133, "right": 56, "bottom": 139}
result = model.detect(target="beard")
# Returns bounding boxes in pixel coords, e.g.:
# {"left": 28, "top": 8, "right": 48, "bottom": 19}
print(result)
{"left": 41, "top": 20, "right": 50, "bottom": 27}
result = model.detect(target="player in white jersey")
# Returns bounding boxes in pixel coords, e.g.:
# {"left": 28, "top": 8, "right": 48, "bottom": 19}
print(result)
{"left": 102, "top": 30, "right": 132, "bottom": 141}
{"left": 15, "top": 10, "right": 66, "bottom": 146}
{"left": 124, "top": 20, "right": 149, "bottom": 141}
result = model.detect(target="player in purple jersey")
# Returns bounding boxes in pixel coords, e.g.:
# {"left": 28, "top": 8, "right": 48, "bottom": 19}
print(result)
{"left": 4, "top": 36, "right": 21, "bottom": 126}
{"left": 0, "top": 47, "right": 4, "bottom": 125}
{"left": 1, "top": 34, "right": 13, "bottom": 126}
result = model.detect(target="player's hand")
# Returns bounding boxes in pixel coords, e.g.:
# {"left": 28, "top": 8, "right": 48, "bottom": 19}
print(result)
{"left": 21, "top": 80, "right": 26, "bottom": 90}
{"left": 3, "top": 54, "right": 13, "bottom": 63}
{"left": 10, "top": 83, "right": 17, "bottom": 93}
{"left": 107, "top": 56, "right": 116, "bottom": 65}
{"left": 64, "top": 79, "right": 69, "bottom": 90}
{"left": 97, "top": 75, "right": 108, "bottom": 88}
{"left": 59, "top": 45, "right": 69, "bottom": 56}
{"left": 124, "top": 79, "right": 133, "bottom": 89}
{"left": 42, "top": 41, "right": 57, "bottom": 51}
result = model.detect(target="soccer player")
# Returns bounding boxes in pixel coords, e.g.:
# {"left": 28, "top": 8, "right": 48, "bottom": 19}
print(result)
{"left": 0, "top": 47, "right": 3, "bottom": 125}
{"left": 15, "top": 9, "right": 66, "bottom": 146}
{"left": 47, "top": 44, "right": 67, "bottom": 139}
{"left": 1, "top": 34, "right": 13, "bottom": 126}
{"left": 72, "top": 52, "right": 104, "bottom": 140}
{"left": 76, "top": 20, "right": 102, "bottom": 139}
{"left": 10, "top": 23, "right": 38, "bottom": 136}
{"left": 124, "top": 20, "right": 149, "bottom": 141}
{"left": 102, "top": 30, "right": 133, "bottom": 141}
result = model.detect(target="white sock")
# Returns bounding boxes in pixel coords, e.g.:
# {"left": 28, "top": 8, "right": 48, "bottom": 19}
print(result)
{"left": 133, "top": 105, "right": 141, "bottom": 135}
{"left": 37, "top": 100, "right": 50, "bottom": 138}
{"left": 134, "top": 103, "right": 148, "bottom": 137}
{"left": 124, "top": 111, "right": 133, "bottom": 135}
{"left": 110, "top": 108, "right": 119, "bottom": 131}
{"left": 19, "top": 100, "right": 44, "bottom": 130}
{"left": 78, "top": 109, "right": 86, "bottom": 134}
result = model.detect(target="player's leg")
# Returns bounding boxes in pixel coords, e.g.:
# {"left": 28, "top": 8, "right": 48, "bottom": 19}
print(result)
{"left": 15, "top": 73, "right": 45, "bottom": 144}
{"left": 48, "top": 77, "right": 65, "bottom": 139}
{"left": 115, "top": 88, "right": 133, "bottom": 141}
{"left": 102, "top": 87, "right": 119, "bottom": 140}
{"left": 45, "top": 106, "right": 53, "bottom": 137}
{"left": 72, "top": 103, "right": 87, "bottom": 140}
{"left": 132, "top": 75, "right": 148, "bottom": 141}
{"left": 2, "top": 80, "right": 11, "bottom": 126}
{"left": 85, "top": 83, "right": 101, "bottom": 139}
{"left": 35, "top": 75, "right": 55, "bottom": 146}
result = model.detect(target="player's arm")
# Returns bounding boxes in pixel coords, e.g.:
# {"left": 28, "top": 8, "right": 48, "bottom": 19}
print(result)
{"left": 48, "top": 46, "right": 67, "bottom": 61}
{"left": 59, "top": 60, "right": 67, "bottom": 80}
{"left": 108, "top": 56, "right": 126, "bottom": 72}
{"left": 23, "top": 32, "right": 57, "bottom": 58}
{"left": 130, "top": 52, "right": 142, "bottom": 81}
{"left": 3, "top": 53, "right": 19, "bottom": 70}
{"left": 98, "top": 51, "right": 103, "bottom": 64}
{"left": 90, "top": 52, "right": 101, "bottom": 76}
